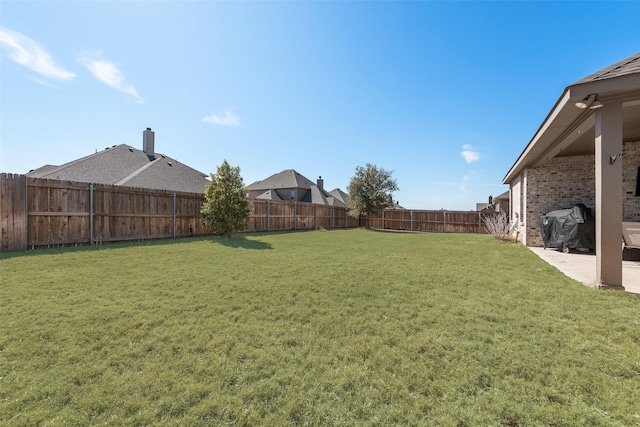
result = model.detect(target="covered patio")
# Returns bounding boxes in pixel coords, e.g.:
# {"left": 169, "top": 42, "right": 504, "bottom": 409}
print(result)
{"left": 504, "top": 52, "right": 640, "bottom": 291}
{"left": 529, "top": 247, "right": 640, "bottom": 294}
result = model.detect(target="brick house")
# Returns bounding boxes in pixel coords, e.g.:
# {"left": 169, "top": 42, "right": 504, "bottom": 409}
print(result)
{"left": 503, "top": 52, "right": 640, "bottom": 289}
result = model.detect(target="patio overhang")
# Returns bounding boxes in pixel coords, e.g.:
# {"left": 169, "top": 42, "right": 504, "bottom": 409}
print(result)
{"left": 503, "top": 73, "right": 640, "bottom": 184}
{"left": 503, "top": 53, "right": 640, "bottom": 289}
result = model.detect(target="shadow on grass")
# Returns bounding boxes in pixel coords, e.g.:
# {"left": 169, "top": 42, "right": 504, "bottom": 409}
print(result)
{"left": 0, "top": 234, "right": 270, "bottom": 259}
{"left": 207, "top": 234, "right": 273, "bottom": 250}
{"left": 367, "top": 227, "right": 421, "bottom": 234}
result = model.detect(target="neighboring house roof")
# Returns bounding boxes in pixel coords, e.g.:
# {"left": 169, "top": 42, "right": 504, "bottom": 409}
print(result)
{"left": 328, "top": 188, "right": 349, "bottom": 205}
{"left": 477, "top": 191, "right": 509, "bottom": 212}
{"left": 503, "top": 52, "right": 640, "bottom": 184}
{"left": 494, "top": 190, "right": 509, "bottom": 201}
{"left": 27, "top": 143, "right": 209, "bottom": 194}
{"left": 248, "top": 169, "right": 349, "bottom": 208}
{"left": 255, "top": 190, "right": 282, "bottom": 201}
{"left": 247, "top": 169, "right": 316, "bottom": 191}
{"left": 476, "top": 203, "right": 491, "bottom": 212}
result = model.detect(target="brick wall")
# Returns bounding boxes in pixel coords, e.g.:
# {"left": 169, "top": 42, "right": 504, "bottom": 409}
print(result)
{"left": 511, "top": 140, "right": 639, "bottom": 246}
{"left": 623, "top": 141, "right": 640, "bottom": 222}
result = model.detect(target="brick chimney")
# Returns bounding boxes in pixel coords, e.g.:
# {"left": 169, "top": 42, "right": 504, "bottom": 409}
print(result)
{"left": 143, "top": 128, "right": 155, "bottom": 159}
{"left": 317, "top": 176, "right": 324, "bottom": 191}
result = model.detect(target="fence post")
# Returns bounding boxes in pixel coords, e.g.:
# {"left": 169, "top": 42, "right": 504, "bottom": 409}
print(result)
{"left": 314, "top": 204, "right": 317, "bottom": 229}
{"left": 443, "top": 210, "right": 447, "bottom": 233}
{"left": 266, "top": 200, "right": 270, "bottom": 232}
{"left": 382, "top": 210, "right": 385, "bottom": 230}
{"left": 293, "top": 201, "right": 296, "bottom": 230}
{"left": 410, "top": 209, "right": 413, "bottom": 231}
{"left": 89, "top": 184, "right": 94, "bottom": 246}
{"left": 331, "top": 206, "right": 334, "bottom": 229}
{"left": 173, "top": 193, "right": 177, "bottom": 238}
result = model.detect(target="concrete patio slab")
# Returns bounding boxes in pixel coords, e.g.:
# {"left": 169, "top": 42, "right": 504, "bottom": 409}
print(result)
{"left": 528, "top": 247, "right": 640, "bottom": 295}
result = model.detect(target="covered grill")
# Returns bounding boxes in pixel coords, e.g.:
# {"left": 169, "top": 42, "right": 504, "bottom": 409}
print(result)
{"left": 539, "top": 204, "right": 595, "bottom": 253}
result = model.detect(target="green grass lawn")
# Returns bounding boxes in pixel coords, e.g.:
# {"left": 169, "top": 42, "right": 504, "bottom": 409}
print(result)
{"left": 1, "top": 229, "right": 639, "bottom": 426}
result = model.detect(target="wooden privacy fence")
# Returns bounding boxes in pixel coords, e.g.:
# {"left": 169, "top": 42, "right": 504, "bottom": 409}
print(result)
{"left": 1, "top": 174, "right": 209, "bottom": 251}
{"left": 1, "top": 174, "right": 487, "bottom": 251}
{"left": 370, "top": 209, "right": 486, "bottom": 234}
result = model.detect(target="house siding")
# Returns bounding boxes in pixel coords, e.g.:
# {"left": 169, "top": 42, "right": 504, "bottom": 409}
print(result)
{"left": 510, "top": 140, "right": 639, "bottom": 246}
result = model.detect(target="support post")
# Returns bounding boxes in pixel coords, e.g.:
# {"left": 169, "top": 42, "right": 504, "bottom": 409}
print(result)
{"left": 595, "top": 102, "right": 624, "bottom": 289}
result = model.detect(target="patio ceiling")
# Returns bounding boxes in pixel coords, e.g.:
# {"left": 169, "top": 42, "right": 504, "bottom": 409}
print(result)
{"left": 503, "top": 56, "right": 640, "bottom": 184}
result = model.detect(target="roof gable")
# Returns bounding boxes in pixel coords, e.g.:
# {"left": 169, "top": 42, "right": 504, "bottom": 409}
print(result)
{"left": 328, "top": 188, "right": 349, "bottom": 205}
{"left": 255, "top": 190, "right": 282, "bottom": 200}
{"left": 247, "top": 169, "right": 316, "bottom": 191}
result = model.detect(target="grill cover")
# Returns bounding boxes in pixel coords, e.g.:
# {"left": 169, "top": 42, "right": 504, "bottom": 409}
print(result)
{"left": 539, "top": 204, "right": 595, "bottom": 251}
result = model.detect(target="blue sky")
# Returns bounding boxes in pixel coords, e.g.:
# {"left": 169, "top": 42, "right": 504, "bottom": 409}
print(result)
{"left": 1, "top": 1, "right": 639, "bottom": 210}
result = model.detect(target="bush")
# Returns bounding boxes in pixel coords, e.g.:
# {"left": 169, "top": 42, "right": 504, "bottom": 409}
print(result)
{"left": 482, "top": 211, "right": 515, "bottom": 241}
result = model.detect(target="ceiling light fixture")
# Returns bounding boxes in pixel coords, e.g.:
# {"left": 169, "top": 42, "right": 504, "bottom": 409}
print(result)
{"left": 589, "top": 96, "right": 603, "bottom": 110}
{"left": 575, "top": 95, "right": 591, "bottom": 109}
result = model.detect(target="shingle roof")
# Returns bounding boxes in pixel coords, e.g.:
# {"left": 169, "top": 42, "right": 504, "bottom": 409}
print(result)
{"left": 308, "top": 185, "right": 328, "bottom": 205}
{"left": 255, "top": 190, "right": 282, "bottom": 200}
{"left": 27, "top": 144, "right": 208, "bottom": 194}
{"left": 327, "top": 188, "right": 349, "bottom": 205}
{"left": 247, "top": 169, "right": 316, "bottom": 191}
{"left": 248, "top": 169, "right": 349, "bottom": 207}
{"left": 574, "top": 52, "right": 640, "bottom": 85}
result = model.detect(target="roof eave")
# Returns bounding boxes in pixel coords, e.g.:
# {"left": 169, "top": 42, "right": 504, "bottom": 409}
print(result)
{"left": 503, "top": 72, "right": 640, "bottom": 185}
{"left": 503, "top": 88, "right": 572, "bottom": 184}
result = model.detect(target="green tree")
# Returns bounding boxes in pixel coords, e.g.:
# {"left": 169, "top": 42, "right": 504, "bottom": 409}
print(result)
{"left": 347, "top": 163, "right": 399, "bottom": 226}
{"left": 201, "top": 160, "right": 251, "bottom": 237}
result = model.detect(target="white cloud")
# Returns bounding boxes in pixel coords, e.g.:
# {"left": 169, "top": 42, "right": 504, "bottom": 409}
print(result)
{"left": 80, "top": 52, "right": 143, "bottom": 103}
{"left": 460, "top": 144, "right": 480, "bottom": 164}
{"left": 0, "top": 27, "right": 75, "bottom": 80}
{"left": 203, "top": 109, "right": 241, "bottom": 127}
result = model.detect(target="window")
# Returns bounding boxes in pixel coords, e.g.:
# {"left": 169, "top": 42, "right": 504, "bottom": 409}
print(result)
{"left": 290, "top": 190, "right": 296, "bottom": 200}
